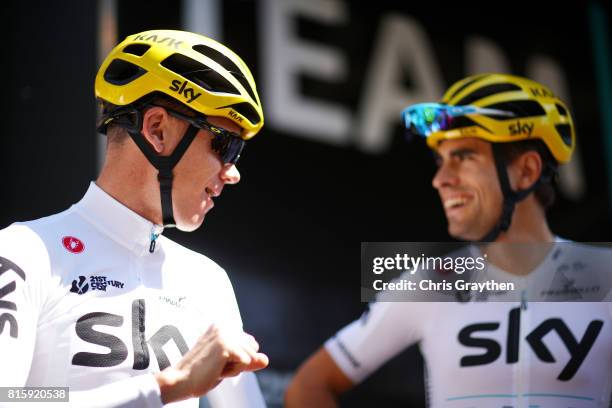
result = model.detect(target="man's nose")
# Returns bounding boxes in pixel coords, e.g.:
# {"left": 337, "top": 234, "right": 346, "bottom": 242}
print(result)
{"left": 432, "top": 163, "right": 459, "bottom": 190}
{"left": 220, "top": 163, "right": 241, "bottom": 184}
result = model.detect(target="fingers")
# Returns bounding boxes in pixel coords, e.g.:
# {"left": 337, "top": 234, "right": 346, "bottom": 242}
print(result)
{"left": 248, "top": 352, "right": 269, "bottom": 371}
{"left": 245, "top": 334, "right": 259, "bottom": 352}
{"left": 157, "top": 325, "right": 269, "bottom": 403}
{"left": 219, "top": 331, "right": 268, "bottom": 378}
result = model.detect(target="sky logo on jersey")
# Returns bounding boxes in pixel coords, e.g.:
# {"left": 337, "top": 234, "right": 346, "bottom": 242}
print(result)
{"left": 0, "top": 256, "right": 26, "bottom": 339}
{"left": 70, "top": 275, "right": 125, "bottom": 295}
{"left": 458, "top": 307, "right": 603, "bottom": 381}
{"left": 72, "top": 299, "right": 188, "bottom": 370}
{"left": 62, "top": 236, "right": 85, "bottom": 254}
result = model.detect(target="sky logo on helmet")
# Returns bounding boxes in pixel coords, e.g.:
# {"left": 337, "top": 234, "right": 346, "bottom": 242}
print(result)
{"left": 509, "top": 120, "right": 534, "bottom": 137}
{"left": 133, "top": 34, "right": 183, "bottom": 50}
{"left": 169, "top": 80, "right": 202, "bottom": 103}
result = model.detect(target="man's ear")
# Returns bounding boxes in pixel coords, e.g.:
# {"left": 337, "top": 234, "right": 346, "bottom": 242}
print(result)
{"left": 140, "top": 107, "right": 168, "bottom": 153}
{"left": 514, "top": 150, "right": 543, "bottom": 190}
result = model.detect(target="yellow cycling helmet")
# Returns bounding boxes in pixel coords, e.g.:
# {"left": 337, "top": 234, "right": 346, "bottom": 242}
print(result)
{"left": 403, "top": 73, "right": 575, "bottom": 164}
{"left": 96, "top": 29, "right": 263, "bottom": 139}
{"left": 95, "top": 30, "right": 264, "bottom": 230}
{"left": 402, "top": 73, "right": 576, "bottom": 241}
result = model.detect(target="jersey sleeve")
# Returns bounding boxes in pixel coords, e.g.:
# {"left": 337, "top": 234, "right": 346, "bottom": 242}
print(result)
{"left": 206, "top": 372, "right": 266, "bottom": 408}
{"left": 65, "top": 374, "right": 163, "bottom": 408}
{"left": 197, "top": 264, "right": 267, "bottom": 407}
{"left": 70, "top": 372, "right": 266, "bottom": 408}
{"left": 325, "top": 298, "right": 436, "bottom": 384}
{"left": 0, "top": 225, "right": 48, "bottom": 386}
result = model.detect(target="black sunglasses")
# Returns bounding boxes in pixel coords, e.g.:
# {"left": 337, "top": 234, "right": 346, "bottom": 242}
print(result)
{"left": 150, "top": 105, "right": 246, "bottom": 164}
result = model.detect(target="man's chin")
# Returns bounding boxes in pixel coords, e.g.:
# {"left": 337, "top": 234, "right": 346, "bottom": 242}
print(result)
{"left": 175, "top": 215, "right": 205, "bottom": 232}
{"left": 447, "top": 223, "right": 482, "bottom": 242}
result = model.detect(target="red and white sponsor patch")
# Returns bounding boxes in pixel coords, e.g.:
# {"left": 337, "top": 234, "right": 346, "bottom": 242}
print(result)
{"left": 62, "top": 236, "right": 85, "bottom": 254}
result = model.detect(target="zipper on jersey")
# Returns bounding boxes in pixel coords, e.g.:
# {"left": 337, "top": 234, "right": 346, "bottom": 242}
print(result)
{"left": 149, "top": 225, "right": 163, "bottom": 253}
{"left": 521, "top": 289, "right": 528, "bottom": 310}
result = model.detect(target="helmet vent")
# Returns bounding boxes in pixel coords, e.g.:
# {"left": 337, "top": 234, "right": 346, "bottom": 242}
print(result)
{"left": 446, "top": 74, "right": 491, "bottom": 101}
{"left": 123, "top": 43, "right": 151, "bottom": 57}
{"left": 104, "top": 59, "right": 147, "bottom": 85}
{"left": 555, "top": 124, "right": 573, "bottom": 146}
{"left": 483, "top": 100, "right": 546, "bottom": 118}
{"left": 455, "top": 83, "right": 522, "bottom": 106}
{"left": 447, "top": 116, "right": 492, "bottom": 133}
{"left": 192, "top": 44, "right": 258, "bottom": 104}
{"left": 161, "top": 53, "right": 239, "bottom": 95}
{"left": 555, "top": 103, "right": 568, "bottom": 116}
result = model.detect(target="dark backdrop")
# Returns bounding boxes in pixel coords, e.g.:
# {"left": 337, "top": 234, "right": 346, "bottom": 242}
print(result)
{"left": 3, "top": 1, "right": 611, "bottom": 406}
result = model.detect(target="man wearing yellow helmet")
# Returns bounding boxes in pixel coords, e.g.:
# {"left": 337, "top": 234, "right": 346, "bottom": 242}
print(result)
{"left": 286, "top": 74, "right": 612, "bottom": 407}
{"left": 0, "top": 30, "right": 267, "bottom": 407}
{"left": 405, "top": 73, "right": 574, "bottom": 242}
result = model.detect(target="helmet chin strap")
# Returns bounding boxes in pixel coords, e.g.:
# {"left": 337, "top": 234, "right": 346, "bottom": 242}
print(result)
{"left": 477, "top": 144, "right": 546, "bottom": 242}
{"left": 127, "top": 124, "right": 199, "bottom": 228}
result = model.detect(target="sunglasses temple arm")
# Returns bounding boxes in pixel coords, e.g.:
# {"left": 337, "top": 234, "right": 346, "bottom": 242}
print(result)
{"left": 472, "top": 108, "right": 516, "bottom": 117}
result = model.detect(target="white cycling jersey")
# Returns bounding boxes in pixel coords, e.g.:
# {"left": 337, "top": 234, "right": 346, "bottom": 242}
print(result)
{"left": 0, "top": 182, "right": 266, "bottom": 408}
{"left": 326, "top": 243, "right": 612, "bottom": 407}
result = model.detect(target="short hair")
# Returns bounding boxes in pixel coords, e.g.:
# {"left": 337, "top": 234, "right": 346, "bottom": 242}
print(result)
{"left": 100, "top": 92, "right": 199, "bottom": 145}
{"left": 497, "top": 139, "right": 558, "bottom": 209}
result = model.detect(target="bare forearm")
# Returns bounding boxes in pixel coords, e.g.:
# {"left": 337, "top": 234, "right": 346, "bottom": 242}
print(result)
{"left": 286, "top": 347, "right": 353, "bottom": 408}
{"left": 285, "top": 379, "right": 340, "bottom": 408}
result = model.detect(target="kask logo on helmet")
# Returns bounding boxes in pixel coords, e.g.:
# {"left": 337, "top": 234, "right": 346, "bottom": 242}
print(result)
{"left": 529, "top": 87, "right": 555, "bottom": 98}
{"left": 228, "top": 110, "right": 243, "bottom": 123}
{"left": 133, "top": 33, "right": 183, "bottom": 50}
{"left": 459, "top": 127, "right": 479, "bottom": 136}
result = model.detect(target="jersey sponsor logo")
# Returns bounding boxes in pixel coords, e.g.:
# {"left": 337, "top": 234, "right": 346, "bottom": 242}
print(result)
{"left": 169, "top": 79, "right": 202, "bottom": 103}
{"left": 158, "top": 295, "right": 186, "bottom": 308}
{"left": 0, "top": 256, "right": 26, "bottom": 339}
{"left": 540, "top": 277, "right": 601, "bottom": 298}
{"left": 70, "top": 275, "right": 125, "bottom": 295}
{"left": 72, "top": 299, "right": 188, "bottom": 370}
{"left": 70, "top": 276, "right": 89, "bottom": 294}
{"left": 62, "top": 236, "right": 85, "bottom": 254}
{"left": 458, "top": 307, "right": 603, "bottom": 381}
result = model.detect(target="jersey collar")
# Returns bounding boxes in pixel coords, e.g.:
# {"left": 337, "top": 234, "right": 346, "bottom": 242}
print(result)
{"left": 73, "top": 182, "right": 164, "bottom": 255}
